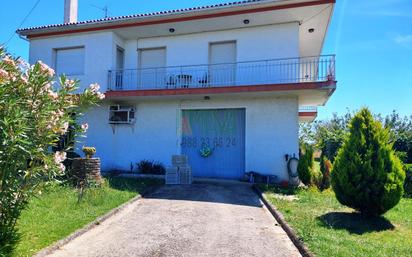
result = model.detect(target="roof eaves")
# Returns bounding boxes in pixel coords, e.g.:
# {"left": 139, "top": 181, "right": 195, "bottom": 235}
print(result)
{"left": 16, "top": 0, "right": 271, "bottom": 34}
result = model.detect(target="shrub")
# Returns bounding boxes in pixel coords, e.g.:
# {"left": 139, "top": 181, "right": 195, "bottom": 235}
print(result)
{"left": 404, "top": 165, "right": 412, "bottom": 198}
{"left": 319, "top": 156, "right": 332, "bottom": 191}
{"left": 395, "top": 151, "right": 408, "bottom": 163}
{"left": 136, "top": 160, "right": 166, "bottom": 175}
{"left": 0, "top": 48, "right": 103, "bottom": 255}
{"left": 332, "top": 108, "right": 405, "bottom": 216}
{"left": 137, "top": 160, "right": 154, "bottom": 174}
{"left": 152, "top": 162, "right": 166, "bottom": 175}
{"left": 297, "top": 144, "right": 314, "bottom": 186}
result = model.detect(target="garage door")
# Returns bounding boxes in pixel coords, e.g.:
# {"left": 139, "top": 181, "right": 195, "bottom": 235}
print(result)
{"left": 181, "top": 109, "right": 245, "bottom": 179}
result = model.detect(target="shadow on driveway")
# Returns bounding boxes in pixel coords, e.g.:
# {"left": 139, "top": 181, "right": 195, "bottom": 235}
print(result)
{"left": 144, "top": 181, "right": 263, "bottom": 207}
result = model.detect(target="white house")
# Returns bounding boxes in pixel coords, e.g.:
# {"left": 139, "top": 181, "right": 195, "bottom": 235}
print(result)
{"left": 17, "top": 0, "right": 336, "bottom": 181}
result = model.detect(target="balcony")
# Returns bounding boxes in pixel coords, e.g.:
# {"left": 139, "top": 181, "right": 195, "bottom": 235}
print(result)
{"left": 107, "top": 55, "right": 335, "bottom": 92}
{"left": 299, "top": 106, "right": 318, "bottom": 122}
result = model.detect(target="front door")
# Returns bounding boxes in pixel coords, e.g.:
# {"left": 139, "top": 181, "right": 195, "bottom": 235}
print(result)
{"left": 181, "top": 109, "right": 245, "bottom": 179}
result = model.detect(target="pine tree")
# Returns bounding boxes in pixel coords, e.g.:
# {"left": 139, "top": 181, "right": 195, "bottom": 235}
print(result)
{"left": 332, "top": 108, "right": 405, "bottom": 216}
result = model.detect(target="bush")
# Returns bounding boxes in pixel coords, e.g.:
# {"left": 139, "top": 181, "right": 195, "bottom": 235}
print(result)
{"left": 152, "top": 163, "right": 166, "bottom": 175}
{"left": 332, "top": 108, "right": 405, "bottom": 216}
{"left": 297, "top": 145, "right": 315, "bottom": 186}
{"left": 318, "top": 156, "right": 332, "bottom": 191}
{"left": 0, "top": 48, "right": 103, "bottom": 255}
{"left": 136, "top": 160, "right": 165, "bottom": 175}
{"left": 394, "top": 151, "right": 408, "bottom": 164}
{"left": 404, "top": 165, "right": 412, "bottom": 198}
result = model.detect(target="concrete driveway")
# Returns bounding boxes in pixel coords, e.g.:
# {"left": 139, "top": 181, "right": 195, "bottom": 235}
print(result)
{"left": 47, "top": 181, "right": 301, "bottom": 257}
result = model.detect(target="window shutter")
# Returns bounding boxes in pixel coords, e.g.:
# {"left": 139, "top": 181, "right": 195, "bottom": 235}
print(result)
{"left": 55, "top": 47, "right": 85, "bottom": 76}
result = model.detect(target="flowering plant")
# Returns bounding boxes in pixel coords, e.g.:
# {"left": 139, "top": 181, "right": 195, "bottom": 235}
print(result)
{"left": 82, "top": 147, "right": 96, "bottom": 158}
{"left": 0, "top": 47, "right": 103, "bottom": 254}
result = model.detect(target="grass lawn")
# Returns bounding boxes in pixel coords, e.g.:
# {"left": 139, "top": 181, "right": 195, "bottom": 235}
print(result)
{"left": 13, "top": 177, "right": 163, "bottom": 257}
{"left": 260, "top": 185, "right": 412, "bottom": 257}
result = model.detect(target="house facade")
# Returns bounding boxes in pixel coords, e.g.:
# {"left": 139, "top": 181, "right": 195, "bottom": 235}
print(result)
{"left": 17, "top": 0, "right": 336, "bottom": 181}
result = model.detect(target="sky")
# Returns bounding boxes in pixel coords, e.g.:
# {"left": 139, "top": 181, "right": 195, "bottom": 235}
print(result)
{"left": 0, "top": 0, "right": 411, "bottom": 120}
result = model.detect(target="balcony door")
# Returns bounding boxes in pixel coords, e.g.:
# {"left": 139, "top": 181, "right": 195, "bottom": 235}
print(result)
{"left": 138, "top": 48, "right": 166, "bottom": 89}
{"left": 115, "top": 47, "right": 124, "bottom": 90}
{"left": 209, "top": 41, "right": 236, "bottom": 86}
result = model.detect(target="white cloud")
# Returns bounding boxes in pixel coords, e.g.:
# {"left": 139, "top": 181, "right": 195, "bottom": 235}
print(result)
{"left": 394, "top": 35, "right": 412, "bottom": 46}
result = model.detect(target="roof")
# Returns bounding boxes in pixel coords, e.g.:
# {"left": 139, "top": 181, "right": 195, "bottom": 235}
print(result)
{"left": 17, "top": 0, "right": 335, "bottom": 38}
{"left": 17, "top": 0, "right": 270, "bottom": 33}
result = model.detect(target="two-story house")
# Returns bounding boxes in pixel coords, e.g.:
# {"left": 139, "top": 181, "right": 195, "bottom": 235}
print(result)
{"left": 17, "top": 0, "right": 336, "bottom": 181}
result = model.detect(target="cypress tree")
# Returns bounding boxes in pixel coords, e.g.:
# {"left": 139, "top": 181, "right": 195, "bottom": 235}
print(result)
{"left": 332, "top": 108, "right": 405, "bottom": 216}
{"left": 297, "top": 144, "right": 314, "bottom": 186}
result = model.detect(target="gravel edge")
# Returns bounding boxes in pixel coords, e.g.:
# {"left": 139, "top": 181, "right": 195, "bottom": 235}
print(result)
{"left": 253, "top": 185, "right": 314, "bottom": 257}
{"left": 34, "top": 185, "right": 160, "bottom": 257}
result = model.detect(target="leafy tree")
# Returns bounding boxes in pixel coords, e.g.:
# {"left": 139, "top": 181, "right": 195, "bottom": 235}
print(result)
{"left": 300, "top": 110, "right": 412, "bottom": 164}
{"left": 332, "top": 108, "right": 405, "bottom": 216}
{"left": 382, "top": 111, "right": 412, "bottom": 163}
{"left": 0, "top": 48, "right": 104, "bottom": 255}
{"left": 299, "top": 112, "right": 351, "bottom": 162}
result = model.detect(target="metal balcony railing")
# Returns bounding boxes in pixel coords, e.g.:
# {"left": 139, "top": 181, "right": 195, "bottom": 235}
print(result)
{"left": 299, "top": 106, "right": 318, "bottom": 112}
{"left": 108, "top": 55, "right": 335, "bottom": 91}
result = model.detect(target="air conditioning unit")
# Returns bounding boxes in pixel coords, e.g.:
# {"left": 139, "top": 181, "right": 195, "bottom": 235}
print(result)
{"left": 109, "top": 105, "right": 135, "bottom": 124}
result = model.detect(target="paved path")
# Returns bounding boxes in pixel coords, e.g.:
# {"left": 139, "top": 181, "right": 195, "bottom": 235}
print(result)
{"left": 47, "top": 182, "right": 301, "bottom": 257}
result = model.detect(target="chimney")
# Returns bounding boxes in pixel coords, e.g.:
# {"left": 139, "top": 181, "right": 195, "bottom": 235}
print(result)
{"left": 64, "top": 0, "right": 78, "bottom": 23}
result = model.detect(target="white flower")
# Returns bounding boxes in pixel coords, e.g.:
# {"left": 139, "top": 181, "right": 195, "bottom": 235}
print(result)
{"left": 38, "top": 60, "right": 55, "bottom": 77}
{"left": 55, "top": 109, "right": 64, "bottom": 118}
{"left": 48, "top": 90, "right": 58, "bottom": 100}
{"left": 59, "top": 122, "right": 69, "bottom": 135}
{"left": 89, "top": 83, "right": 100, "bottom": 93}
{"left": 43, "top": 83, "right": 52, "bottom": 91}
{"left": 0, "top": 69, "right": 8, "bottom": 81}
{"left": 54, "top": 151, "right": 67, "bottom": 164}
{"left": 59, "top": 163, "right": 66, "bottom": 172}
{"left": 3, "top": 56, "right": 15, "bottom": 66}
{"left": 54, "top": 121, "right": 69, "bottom": 135}
{"left": 81, "top": 123, "right": 89, "bottom": 132}
{"left": 20, "top": 75, "right": 28, "bottom": 84}
{"left": 65, "top": 79, "right": 76, "bottom": 90}
{"left": 17, "top": 58, "right": 30, "bottom": 69}
{"left": 96, "top": 92, "right": 105, "bottom": 100}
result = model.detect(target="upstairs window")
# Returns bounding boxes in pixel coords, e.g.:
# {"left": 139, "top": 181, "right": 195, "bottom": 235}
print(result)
{"left": 54, "top": 47, "right": 85, "bottom": 76}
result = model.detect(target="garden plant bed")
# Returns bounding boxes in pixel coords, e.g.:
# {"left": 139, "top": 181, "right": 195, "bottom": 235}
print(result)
{"left": 258, "top": 185, "right": 412, "bottom": 257}
{"left": 13, "top": 177, "right": 163, "bottom": 257}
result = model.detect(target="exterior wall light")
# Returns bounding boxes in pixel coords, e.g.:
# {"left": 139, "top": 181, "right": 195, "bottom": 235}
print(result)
{"left": 308, "top": 28, "right": 315, "bottom": 33}
{"left": 169, "top": 28, "right": 175, "bottom": 33}
{"left": 243, "top": 19, "right": 250, "bottom": 24}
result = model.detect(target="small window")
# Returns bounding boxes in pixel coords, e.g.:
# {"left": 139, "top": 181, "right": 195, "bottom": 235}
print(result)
{"left": 55, "top": 47, "right": 85, "bottom": 76}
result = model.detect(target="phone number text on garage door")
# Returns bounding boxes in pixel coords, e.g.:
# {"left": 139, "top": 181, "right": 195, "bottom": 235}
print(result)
{"left": 181, "top": 137, "right": 237, "bottom": 148}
